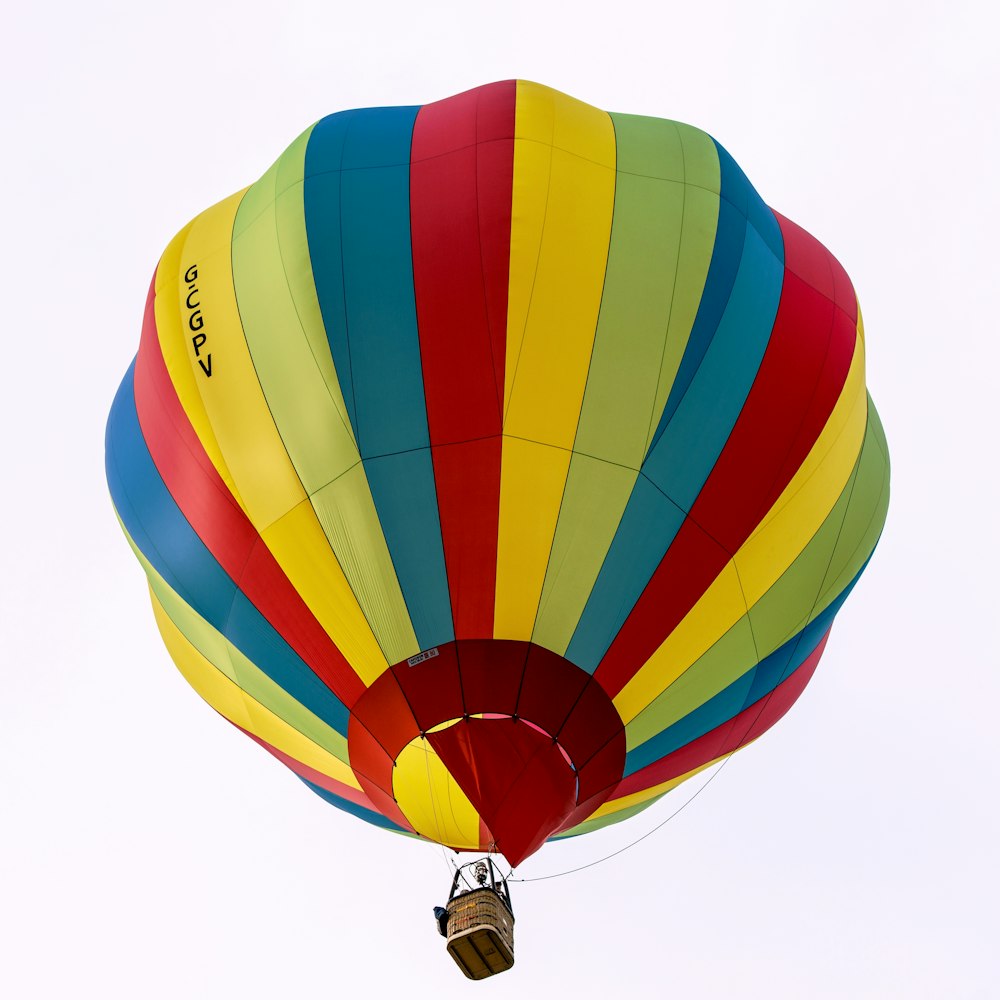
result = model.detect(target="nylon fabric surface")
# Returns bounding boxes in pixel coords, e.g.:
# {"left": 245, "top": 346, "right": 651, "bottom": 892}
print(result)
{"left": 107, "top": 80, "right": 889, "bottom": 864}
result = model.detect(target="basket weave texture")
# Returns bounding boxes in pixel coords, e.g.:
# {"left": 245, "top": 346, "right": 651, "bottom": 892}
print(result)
{"left": 447, "top": 888, "right": 515, "bottom": 949}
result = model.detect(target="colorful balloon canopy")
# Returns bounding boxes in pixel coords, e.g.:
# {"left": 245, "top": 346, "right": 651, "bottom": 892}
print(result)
{"left": 106, "top": 81, "right": 889, "bottom": 867}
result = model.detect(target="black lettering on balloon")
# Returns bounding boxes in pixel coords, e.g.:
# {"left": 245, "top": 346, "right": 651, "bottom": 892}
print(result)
{"left": 184, "top": 263, "right": 213, "bottom": 377}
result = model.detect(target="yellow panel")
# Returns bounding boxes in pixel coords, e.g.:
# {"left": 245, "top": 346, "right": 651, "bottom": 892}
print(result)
{"left": 495, "top": 82, "right": 616, "bottom": 640}
{"left": 154, "top": 211, "right": 248, "bottom": 514}
{"left": 613, "top": 331, "right": 866, "bottom": 724}
{"left": 503, "top": 81, "right": 616, "bottom": 445}
{"left": 587, "top": 757, "right": 718, "bottom": 820}
{"left": 311, "top": 468, "right": 419, "bottom": 665}
{"left": 150, "top": 590, "right": 361, "bottom": 790}
{"left": 494, "top": 438, "right": 571, "bottom": 641}
{"left": 155, "top": 192, "right": 392, "bottom": 682}
{"left": 735, "top": 331, "right": 867, "bottom": 607}
{"left": 121, "top": 520, "right": 351, "bottom": 764}
{"left": 393, "top": 735, "right": 481, "bottom": 850}
{"left": 177, "top": 190, "right": 306, "bottom": 531}
{"left": 261, "top": 500, "right": 389, "bottom": 685}
{"left": 232, "top": 149, "right": 360, "bottom": 495}
{"left": 614, "top": 561, "right": 747, "bottom": 724}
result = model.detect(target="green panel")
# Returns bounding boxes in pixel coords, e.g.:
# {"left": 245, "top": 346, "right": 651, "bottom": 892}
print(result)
{"left": 532, "top": 116, "right": 720, "bottom": 655}
{"left": 815, "top": 398, "right": 890, "bottom": 610}
{"left": 623, "top": 407, "right": 889, "bottom": 755}
{"left": 273, "top": 128, "right": 358, "bottom": 452}
{"left": 646, "top": 120, "right": 722, "bottom": 454}
{"left": 532, "top": 456, "right": 636, "bottom": 653}
{"left": 573, "top": 169, "right": 686, "bottom": 468}
{"left": 746, "top": 462, "right": 861, "bottom": 655}
{"left": 624, "top": 616, "right": 758, "bottom": 751}
{"left": 125, "top": 531, "right": 350, "bottom": 764}
{"left": 311, "top": 466, "right": 419, "bottom": 665}
{"left": 233, "top": 133, "right": 415, "bottom": 664}
{"left": 553, "top": 792, "right": 666, "bottom": 839}
{"left": 232, "top": 129, "right": 360, "bottom": 496}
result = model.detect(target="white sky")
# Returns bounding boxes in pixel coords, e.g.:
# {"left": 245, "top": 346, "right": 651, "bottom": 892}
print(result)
{"left": 2, "top": 2, "right": 997, "bottom": 997}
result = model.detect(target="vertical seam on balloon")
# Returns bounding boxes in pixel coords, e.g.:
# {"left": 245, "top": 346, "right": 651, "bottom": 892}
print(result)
{"left": 725, "top": 405, "right": 870, "bottom": 755}
{"left": 131, "top": 322, "right": 360, "bottom": 723}
{"left": 121, "top": 369, "right": 346, "bottom": 729}
{"left": 744, "top": 447, "right": 865, "bottom": 701}
{"left": 529, "top": 108, "right": 618, "bottom": 649}
{"left": 177, "top": 204, "right": 258, "bottom": 652}
{"left": 270, "top": 129, "right": 395, "bottom": 672}
{"left": 584, "top": 208, "right": 787, "bottom": 688}
{"left": 336, "top": 110, "right": 426, "bottom": 662}
{"left": 642, "top": 119, "right": 690, "bottom": 456}
{"left": 644, "top": 206, "right": 752, "bottom": 456}
{"left": 475, "top": 83, "right": 506, "bottom": 427}
{"left": 812, "top": 400, "right": 888, "bottom": 611}
{"left": 501, "top": 90, "right": 555, "bottom": 431}
{"left": 154, "top": 581, "right": 352, "bottom": 765}
{"left": 510, "top": 642, "right": 535, "bottom": 722}
{"left": 229, "top": 166, "right": 395, "bottom": 673}
{"left": 564, "top": 195, "right": 760, "bottom": 675}
{"left": 336, "top": 111, "right": 359, "bottom": 448}
{"left": 738, "top": 239, "right": 840, "bottom": 542}
{"left": 645, "top": 144, "right": 774, "bottom": 458}
{"left": 276, "top": 124, "right": 362, "bottom": 464}
{"left": 613, "top": 434, "right": 863, "bottom": 740}
{"left": 406, "top": 103, "right": 458, "bottom": 649}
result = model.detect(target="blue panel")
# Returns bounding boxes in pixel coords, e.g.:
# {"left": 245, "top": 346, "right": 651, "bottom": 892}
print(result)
{"left": 105, "top": 368, "right": 349, "bottom": 734}
{"left": 565, "top": 477, "right": 685, "bottom": 672}
{"left": 338, "top": 108, "right": 426, "bottom": 457}
{"left": 622, "top": 570, "right": 862, "bottom": 776}
{"left": 364, "top": 451, "right": 453, "bottom": 648}
{"left": 641, "top": 220, "right": 784, "bottom": 507}
{"left": 564, "top": 168, "right": 784, "bottom": 673}
{"left": 304, "top": 111, "right": 355, "bottom": 432}
{"left": 304, "top": 105, "right": 454, "bottom": 651}
{"left": 300, "top": 777, "right": 407, "bottom": 833}
{"left": 647, "top": 141, "right": 783, "bottom": 454}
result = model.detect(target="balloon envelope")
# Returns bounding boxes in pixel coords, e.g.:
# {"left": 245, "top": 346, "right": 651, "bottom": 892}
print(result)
{"left": 106, "top": 81, "right": 889, "bottom": 867}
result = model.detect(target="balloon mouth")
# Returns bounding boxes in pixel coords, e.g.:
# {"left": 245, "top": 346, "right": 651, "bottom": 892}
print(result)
{"left": 347, "top": 639, "right": 626, "bottom": 866}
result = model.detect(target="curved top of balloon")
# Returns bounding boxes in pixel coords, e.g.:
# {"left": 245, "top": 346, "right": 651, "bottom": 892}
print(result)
{"left": 106, "top": 81, "right": 889, "bottom": 867}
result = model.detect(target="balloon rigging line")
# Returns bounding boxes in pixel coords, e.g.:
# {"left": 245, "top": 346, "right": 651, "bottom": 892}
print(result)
{"left": 508, "top": 457, "right": 868, "bottom": 885}
{"left": 505, "top": 753, "right": 732, "bottom": 883}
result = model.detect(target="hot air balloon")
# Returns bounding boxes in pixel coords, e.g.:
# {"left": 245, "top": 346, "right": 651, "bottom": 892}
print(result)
{"left": 106, "top": 80, "right": 889, "bottom": 976}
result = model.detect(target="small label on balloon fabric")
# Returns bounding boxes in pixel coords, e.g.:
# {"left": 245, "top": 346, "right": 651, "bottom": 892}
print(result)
{"left": 407, "top": 647, "right": 439, "bottom": 667}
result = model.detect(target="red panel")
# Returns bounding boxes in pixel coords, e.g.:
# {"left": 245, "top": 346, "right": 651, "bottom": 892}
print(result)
{"left": 429, "top": 439, "right": 502, "bottom": 639}
{"left": 349, "top": 640, "right": 625, "bottom": 852}
{"left": 774, "top": 210, "right": 857, "bottom": 322}
{"left": 348, "top": 671, "right": 419, "bottom": 761}
{"left": 357, "top": 774, "right": 414, "bottom": 833}
{"left": 555, "top": 677, "right": 625, "bottom": 769}
{"left": 595, "top": 214, "right": 857, "bottom": 698}
{"left": 455, "top": 639, "right": 527, "bottom": 717}
{"left": 238, "top": 727, "right": 378, "bottom": 810}
{"left": 410, "top": 82, "right": 515, "bottom": 639}
{"left": 134, "top": 277, "right": 366, "bottom": 709}
{"left": 575, "top": 729, "right": 628, "bottom": 802}
{"left": 596, "top": 521, "right": 730, "bottom": 698}
{"left": 345, "top": 719, "right": 395, "bottom": 791}
{"left": 429, "top": 718, "right": 577, "bottom": 866}
{"left": 389, "top": 645, "right": 464, "bottom": 732}
{"left": 613, "top": 631, "right": 828, "bottom": 798}
{"left": 515, "top": 645, "right": 590, "bottom": 737}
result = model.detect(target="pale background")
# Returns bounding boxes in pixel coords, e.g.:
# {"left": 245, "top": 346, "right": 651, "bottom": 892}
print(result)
{"left": 2, "top": 2, "right": 996, "bottom": 997}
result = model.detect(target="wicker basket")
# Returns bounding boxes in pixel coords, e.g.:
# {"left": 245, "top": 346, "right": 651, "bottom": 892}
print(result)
{"left": 445, "top": 888, "right": 515, "bottom": 979}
